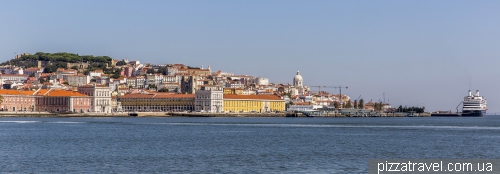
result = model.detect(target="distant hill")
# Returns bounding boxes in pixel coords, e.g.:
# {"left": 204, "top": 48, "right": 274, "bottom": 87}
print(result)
{"left": 1, "top": 52, "right": 115, "bottom": 73}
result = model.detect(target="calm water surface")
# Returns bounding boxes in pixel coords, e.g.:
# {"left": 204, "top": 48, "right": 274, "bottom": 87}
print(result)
{"left": 1, "top": 116, "right": 500, "bottom": 173}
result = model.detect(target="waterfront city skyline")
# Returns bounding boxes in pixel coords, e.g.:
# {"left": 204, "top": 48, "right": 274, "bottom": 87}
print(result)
{"left": 1, "top": 1, "right": 500, "bottom": 113}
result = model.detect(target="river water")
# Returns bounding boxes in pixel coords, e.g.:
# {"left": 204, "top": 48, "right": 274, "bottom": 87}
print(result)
{"left": 1, "top": 116, "right": 499, "bottom": 173}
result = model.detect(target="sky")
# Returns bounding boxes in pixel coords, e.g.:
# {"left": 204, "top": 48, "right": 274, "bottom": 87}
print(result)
{"left": 1, "top": 0, "right": 500, "bottom": 113}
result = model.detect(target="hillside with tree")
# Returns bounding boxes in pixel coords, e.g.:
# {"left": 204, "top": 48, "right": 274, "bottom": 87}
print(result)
{"left": 1, "top": 52, "right": 118, "bottom": 75}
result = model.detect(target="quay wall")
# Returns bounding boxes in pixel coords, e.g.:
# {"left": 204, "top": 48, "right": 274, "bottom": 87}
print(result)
{"left": 0, "top": 111, "right": 431, "bottom": 117}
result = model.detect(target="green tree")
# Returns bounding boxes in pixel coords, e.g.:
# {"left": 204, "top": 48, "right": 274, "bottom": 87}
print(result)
{"left": 43, "top": 65, "right": 56, "bottom": 73}
{"left": 374, "top": 102, "right": 383, "bottom": 111}
{"left": 146, "top": 69, "right": 155, "bottom": 74}
{"left": 333, "top": 101, "right": 339, "bottom": 109}
{"left": 53, "top": 62, "right": 68, "bottom": 69}
{"left": 111, "top": 74, "right": 120, "bottom": 79}
{"left": 116, "top": 60, "right": 127, "bottom": 66}
{"left": 157, "top": 66, "right": 168, "bottom": 75}
{"left": 158, "top": 88, "right": 169, "bottom": 92}
{"left": 345, "top": 100, "right": 352, "bottom": 108}
{"left": 353, "top": 100, "right": 358, "bottom": 109}
{"left": 358, "top": 99, "right": 364, "bottom": 109}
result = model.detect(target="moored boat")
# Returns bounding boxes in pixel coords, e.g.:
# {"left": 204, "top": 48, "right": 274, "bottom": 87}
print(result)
{"left": 461, "top": 90, "right": 487, "bottom": 117}
{"left": 431, "top": 90, "right": 487, "bottom": 117}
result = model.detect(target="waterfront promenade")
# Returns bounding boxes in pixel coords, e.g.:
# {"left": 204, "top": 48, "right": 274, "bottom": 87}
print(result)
{"left": 0, "top": 111, "right": 430, "bottom": 117}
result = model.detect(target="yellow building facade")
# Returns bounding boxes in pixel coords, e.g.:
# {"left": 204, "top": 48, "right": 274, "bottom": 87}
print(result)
{"left": 223, "top": 94, "right": 285, "bottom": 113}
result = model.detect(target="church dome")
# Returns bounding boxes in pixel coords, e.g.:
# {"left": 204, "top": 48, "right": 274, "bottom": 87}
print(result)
{"left": 294, "top": 71, "right": 303, "bottom": 81}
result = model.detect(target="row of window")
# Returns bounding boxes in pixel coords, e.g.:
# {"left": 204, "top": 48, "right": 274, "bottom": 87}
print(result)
{"left": 4, "top": 97, "right": 33, "bottom": 102}
{"left": 122, "top": 106, "right": 193, "bottom": 112}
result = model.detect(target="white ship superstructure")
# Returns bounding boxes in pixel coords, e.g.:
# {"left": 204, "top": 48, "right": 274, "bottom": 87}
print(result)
{"left": 462, "top": 90, "right": 487, "bottom": 116}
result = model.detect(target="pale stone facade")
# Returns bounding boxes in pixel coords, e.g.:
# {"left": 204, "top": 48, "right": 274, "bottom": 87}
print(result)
{"left": 65, "top": 75, "right": 91, "bottom": 86}
{"left": 195, "top": 86, "right": 224, "bottom": 113}
{"left": 255, "top": 77, "right": 269, "bottom": 86}
{"left": 77, "top": 84, "right": 112, "bottom": 113}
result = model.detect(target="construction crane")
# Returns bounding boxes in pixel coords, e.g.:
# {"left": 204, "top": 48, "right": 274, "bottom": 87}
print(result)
{"left": 357, "top": 95, "right": 361, "bottom": 101}
{"left": 323, "top": 86, "right": 348, "bottom": 108}
{"left": 309, "top": 86, "right": 322, "bottom": 96}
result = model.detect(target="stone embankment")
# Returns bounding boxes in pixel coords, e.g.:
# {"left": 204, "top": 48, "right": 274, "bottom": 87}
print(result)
{"left": 0, "top": 111, "right": 430, "bottom": 117}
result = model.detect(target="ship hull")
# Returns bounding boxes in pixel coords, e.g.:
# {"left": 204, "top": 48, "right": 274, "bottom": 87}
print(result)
{"left": 461, "top": 110, "right": 485, "bottom": 117}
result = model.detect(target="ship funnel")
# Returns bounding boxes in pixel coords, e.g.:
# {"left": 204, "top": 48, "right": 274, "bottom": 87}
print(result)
{"left": 476, "top": 90, "right": 479, "bottom": 97}
{"left": 468, "top": 90, "right": 472, "bottom": 96}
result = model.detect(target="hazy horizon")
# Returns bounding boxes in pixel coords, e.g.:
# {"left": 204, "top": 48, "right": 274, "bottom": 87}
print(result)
{"left": 1, "top": 0, "right": 499, "bottom": 113}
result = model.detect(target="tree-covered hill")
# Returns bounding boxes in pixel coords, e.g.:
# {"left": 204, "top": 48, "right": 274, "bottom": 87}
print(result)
{"left": 1, "top": 52, "right": 114, "bottom": 73}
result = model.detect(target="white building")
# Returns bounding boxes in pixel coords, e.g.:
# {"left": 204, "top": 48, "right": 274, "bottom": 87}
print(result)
{"left": 65, "top": 75, "right": 91, "bottom": 86}
{"left": 77, "top": 84, "right": 112, "bottom": 113}
{"left": 0, "top": 74, "right": 29, "bottom": 84}
{"left": 89, "top": 71, "right": 102, "bottom": 77}
{"left": 0, "top": 66, "right": 14, "bottom": 74}
{"left": 136, "top": 76, "right": 145, "bottom": 88}
{"left": 14, "top": 68, "right": 23, "bottom": 75}
{"left": 163, "top": 75, "right": 178, "bottom": 83}
{"left": 167, "top": 66, "right": 178, "bottom": 75}
{"left": 226, "top": 81, "right": 245, "bottom": 88}
{"left": 195, "top": 86, "right": 223, "bottom": 113}
{"left": 56, "top": 69, "right": 77, "bottom": 79}
{"left": 95, "top": 76, "right": 109, "bottom": 85}
{"left": 24, "top": 67, "right": 44, "bottom": 76}
{"left": 255, "top": 77, "right": 269, "bottom": 86}
{"left": 126, "top": 77, "right": 137, "bottom": 88}
{"left": 287, "top": 105, "right": 323, "bottom": 111}
{"left": 290, "top": 87, "right": 299, "bottom": 96}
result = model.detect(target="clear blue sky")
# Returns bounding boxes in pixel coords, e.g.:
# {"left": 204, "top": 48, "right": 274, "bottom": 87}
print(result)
{"left": 1, "top": 0, "right": 500, "bottom": 113}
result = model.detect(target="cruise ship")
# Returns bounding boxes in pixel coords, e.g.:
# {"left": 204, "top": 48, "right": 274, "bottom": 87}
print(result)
{"left": 461, "top": 90, "right": 487, "bottom": 117}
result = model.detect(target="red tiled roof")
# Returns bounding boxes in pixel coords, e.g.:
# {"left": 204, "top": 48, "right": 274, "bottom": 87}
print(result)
{"left": 154, "top": 94, "right": 195, "bottom": 98}
{"left": 0, "top": 89, "right": 34, "bottom": 95}
{"left": 43, "top": 90, "right": 88, "bottom": 97}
